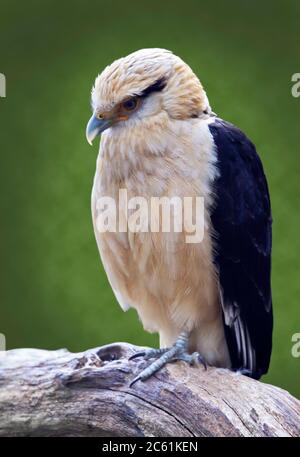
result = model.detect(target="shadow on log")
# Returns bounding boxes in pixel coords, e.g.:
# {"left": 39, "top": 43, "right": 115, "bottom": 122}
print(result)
{"left": 0, "top": 343, "right": 299, "bottom": 437}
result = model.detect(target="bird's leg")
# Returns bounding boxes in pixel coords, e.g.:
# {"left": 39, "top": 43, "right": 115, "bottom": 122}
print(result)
{"left": 129, "top": 331, "right": 207, "bottom": 387}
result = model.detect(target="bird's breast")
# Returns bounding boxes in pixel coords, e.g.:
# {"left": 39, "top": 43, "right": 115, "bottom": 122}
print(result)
{"left": 91, "top": 119, "right": 223, "bottom": 346}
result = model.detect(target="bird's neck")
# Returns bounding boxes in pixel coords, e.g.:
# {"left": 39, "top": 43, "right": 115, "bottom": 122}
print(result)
{"left": 96, "top": 116, "right": 217, "bottom": 199}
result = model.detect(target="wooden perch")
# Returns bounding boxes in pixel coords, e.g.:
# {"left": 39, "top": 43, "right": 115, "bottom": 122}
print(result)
{"left": 0, "top": 342, "right": 299, "bottom": 437}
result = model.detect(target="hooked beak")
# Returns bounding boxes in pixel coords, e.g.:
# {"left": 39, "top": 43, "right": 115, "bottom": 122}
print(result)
{"left": 86, "top": 114, "right": 112, "bottom": 145}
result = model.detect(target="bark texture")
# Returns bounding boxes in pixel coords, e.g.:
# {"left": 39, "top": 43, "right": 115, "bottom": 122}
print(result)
{"left": 0, "top": 343, "right": 299, "bottom": 437}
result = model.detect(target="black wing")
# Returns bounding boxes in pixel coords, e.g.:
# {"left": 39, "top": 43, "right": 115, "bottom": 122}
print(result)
{"left": 209, "top": 118, "right": 273, "bottom": 379}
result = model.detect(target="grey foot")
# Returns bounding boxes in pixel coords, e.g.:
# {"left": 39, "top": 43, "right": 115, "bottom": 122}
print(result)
{"left": 129, "top": 332, "right": 207, "bottom": 387}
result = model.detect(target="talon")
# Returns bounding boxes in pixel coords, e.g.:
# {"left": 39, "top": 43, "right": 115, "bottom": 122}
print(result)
{"left": 129, "top": 362, "right": 158, "bottom": 387}
{"left": 129, "top": 351, "right": 146, "bottom": 360}
{"left": 128, "top": 331, "right": 208, "bottom": 386}
{"left": 129, "top": 375, "right": 142, "bottom": 387}
{"left": 175, "top": 351, "right": 207, "bottom": 369}
{"left": 198, "top": 354, "right": 207, "bottom": 370}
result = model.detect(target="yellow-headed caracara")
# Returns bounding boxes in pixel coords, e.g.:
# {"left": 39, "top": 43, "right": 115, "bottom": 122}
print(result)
{"left": 86, "top": 49, "right": 273, "bottom": 385}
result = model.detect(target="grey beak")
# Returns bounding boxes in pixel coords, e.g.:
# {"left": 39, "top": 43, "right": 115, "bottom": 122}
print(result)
{"left": 86, "top": 114, "right": 112, "bottom": 145}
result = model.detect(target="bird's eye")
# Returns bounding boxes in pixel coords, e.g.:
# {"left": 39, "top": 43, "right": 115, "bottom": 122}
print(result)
{"left": 122, "top": 97, "right": 138, "bottom": 112}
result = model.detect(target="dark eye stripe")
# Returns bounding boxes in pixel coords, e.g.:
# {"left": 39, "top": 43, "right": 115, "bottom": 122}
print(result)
{"left": 140, "top": 77, "right": 167, "bottom": 98}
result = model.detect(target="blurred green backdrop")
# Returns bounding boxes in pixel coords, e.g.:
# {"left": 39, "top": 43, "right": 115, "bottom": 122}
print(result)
{"left": 0, "top": 0, "right": 299, "bottom": 398}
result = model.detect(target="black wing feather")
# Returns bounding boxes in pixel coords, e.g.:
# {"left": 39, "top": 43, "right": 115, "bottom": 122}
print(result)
{"left": 208, "top": 118, "right": 273, "bottom": 379}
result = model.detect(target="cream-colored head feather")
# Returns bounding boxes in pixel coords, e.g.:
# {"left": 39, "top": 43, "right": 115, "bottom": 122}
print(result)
{"left": 90, "top": 48, "right": 211, "bottom": 130}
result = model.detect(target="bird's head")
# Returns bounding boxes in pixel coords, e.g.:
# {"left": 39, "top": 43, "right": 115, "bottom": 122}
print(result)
{"left": 86, "top": 48, "right": 211, "bottom": 145}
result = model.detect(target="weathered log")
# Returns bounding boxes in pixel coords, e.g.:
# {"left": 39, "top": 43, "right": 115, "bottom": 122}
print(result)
{"left": 0, "top": 342, "right": 299, "bottom": 437}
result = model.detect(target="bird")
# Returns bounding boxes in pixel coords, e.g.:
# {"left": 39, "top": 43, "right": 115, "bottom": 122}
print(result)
{"left": 86, "top": 48, "right": 273, "bottom": 386}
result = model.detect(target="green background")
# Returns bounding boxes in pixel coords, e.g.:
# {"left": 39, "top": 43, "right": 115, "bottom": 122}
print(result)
{"left": 0, "top": 0, "right": 299, "bottom": 398}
